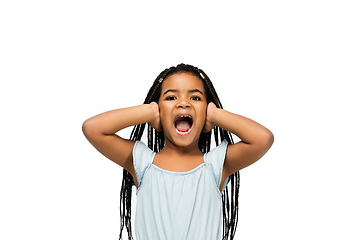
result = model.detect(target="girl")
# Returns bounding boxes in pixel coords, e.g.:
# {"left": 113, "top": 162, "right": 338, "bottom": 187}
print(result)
{"left": 82, "top": 64, "right": 274, "bottom": 240}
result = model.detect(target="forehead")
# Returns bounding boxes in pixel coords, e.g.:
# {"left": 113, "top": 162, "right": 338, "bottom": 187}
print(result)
{"left": 161, "top": 72, "right": 205, "bottom": 93}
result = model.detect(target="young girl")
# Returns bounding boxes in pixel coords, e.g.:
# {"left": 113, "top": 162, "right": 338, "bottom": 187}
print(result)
{"left": 82, "top": 64, "right": 274, "bottom": 240}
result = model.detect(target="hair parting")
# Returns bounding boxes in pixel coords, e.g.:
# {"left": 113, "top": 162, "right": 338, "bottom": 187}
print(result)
{"left": 119, "top": 63, "right": 240, "bottom": 240}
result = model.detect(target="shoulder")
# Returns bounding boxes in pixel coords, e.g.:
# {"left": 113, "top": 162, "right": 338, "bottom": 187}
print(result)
{"left": 133, "top": 141, "right": 153, "bottom": 156}
{"left": 204, "top": 140, "right": 229, "bottom": 190}
{"left": 133, "top": 141, "right": 155, "bottom": 188}
{"left": 133, "top": 141, "right": 155, "bottom": 168}
{"left": 205, "top": 140, "right": 228, "bottom": 163}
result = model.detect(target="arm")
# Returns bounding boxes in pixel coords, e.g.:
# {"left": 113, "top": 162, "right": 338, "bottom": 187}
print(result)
{"left": 205, "top": 103, "right": 274, "bottom": 181}
{"left": 82, "top": 102, "right": 160, "bottom": 187}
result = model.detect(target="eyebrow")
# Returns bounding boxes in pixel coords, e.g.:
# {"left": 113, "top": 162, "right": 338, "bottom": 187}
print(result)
{"left": 163, "top": 89, "right": 204, "bottom": 96}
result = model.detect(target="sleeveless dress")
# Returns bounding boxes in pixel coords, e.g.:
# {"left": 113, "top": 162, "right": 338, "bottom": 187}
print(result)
{"left": 133, "top": 140, "right": 229, "bottom": 240}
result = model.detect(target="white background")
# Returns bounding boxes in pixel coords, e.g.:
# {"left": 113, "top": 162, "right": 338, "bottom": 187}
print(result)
{"left": 1, "top": 1, "right": 359, "bottom": 239}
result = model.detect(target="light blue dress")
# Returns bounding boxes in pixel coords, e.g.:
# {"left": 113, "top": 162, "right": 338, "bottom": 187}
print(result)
{"left": 133, "top": 140, "right": 229, "bottom": 240}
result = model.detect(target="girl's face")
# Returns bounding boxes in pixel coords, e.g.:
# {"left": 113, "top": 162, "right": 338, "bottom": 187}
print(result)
{"left": 158, "top": 72, "right": 208, "bottom": 149}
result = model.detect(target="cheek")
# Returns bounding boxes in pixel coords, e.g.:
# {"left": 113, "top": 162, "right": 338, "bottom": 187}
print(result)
{"left": 159, "top": 105, "right": 171, "bottom": 126}
{"left": 197, "top": 106, "right": 208, "bottom": 125}
{"left": 160, "top": 113, "right": 168, "bottom": 127}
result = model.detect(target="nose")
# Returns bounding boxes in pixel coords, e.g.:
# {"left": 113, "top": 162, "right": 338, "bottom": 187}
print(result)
{"left": 176, "top": 99, "right": 190, "bottom": 108}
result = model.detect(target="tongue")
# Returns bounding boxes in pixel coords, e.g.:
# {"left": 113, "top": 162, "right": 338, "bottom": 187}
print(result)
{"left": 176, "top": 120, "right": 191, "bottom": 132}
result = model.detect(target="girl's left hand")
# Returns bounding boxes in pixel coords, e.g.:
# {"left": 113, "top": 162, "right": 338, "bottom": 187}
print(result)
{"left": 203, "top": 102, "right": 217, "bottom": 133}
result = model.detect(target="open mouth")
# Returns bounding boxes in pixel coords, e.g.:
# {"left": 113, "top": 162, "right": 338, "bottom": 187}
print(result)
{"left": 174, "top": 115, "right": 193, "bottom": 134}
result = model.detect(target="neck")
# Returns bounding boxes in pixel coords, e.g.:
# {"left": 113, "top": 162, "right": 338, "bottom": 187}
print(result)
{"left": 161, "top": 139, "right": 203, "bottom": 156}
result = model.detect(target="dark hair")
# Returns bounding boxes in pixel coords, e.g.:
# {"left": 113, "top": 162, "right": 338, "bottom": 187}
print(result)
{"left": 119, "top": 63, "right": 240, "bottom": 240}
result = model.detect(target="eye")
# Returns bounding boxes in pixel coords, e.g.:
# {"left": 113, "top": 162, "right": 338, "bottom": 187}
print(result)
{"left": 190, "top": 96, "right": 201, "bottom": 101}
{"left": 165, "top": 96, "right": 177, "bottom": 101}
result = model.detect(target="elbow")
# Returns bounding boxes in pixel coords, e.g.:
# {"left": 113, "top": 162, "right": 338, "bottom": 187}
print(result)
{"left": 255, "top": 129, "right": 274, "bottom": 151}
{"left": 263, "top": 129, "right": 274, "bottom": 149}
{"left": 82, "top": 119, "right": 90, "bottom": 138}
{"left": 82, "top": 118, "right": 97, "bottom": 139}
{"left": 268, "top": 131, "right": 275, "bottom": 147}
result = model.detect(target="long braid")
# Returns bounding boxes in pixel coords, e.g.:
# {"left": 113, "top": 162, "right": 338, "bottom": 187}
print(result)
{"left": 119, "top": 64, "right": 240, "bottom": 240}
{"left": 197, "top": 67, "right": 240, "bottom": 240}
{"left": 119, "top": 70, "right": 169, "bottom": 240}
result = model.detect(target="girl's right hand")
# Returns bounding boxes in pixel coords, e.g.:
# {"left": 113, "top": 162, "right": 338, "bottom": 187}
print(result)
{"left": 149, "top": 102, "right": 162, "bottom": 132}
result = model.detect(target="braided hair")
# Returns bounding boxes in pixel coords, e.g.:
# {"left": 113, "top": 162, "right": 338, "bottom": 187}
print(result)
{"left": 119, "top": 63, "right": 240, "bottom": 240}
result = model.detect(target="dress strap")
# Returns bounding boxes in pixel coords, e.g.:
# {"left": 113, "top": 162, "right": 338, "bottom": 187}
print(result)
{"left": 133, "top": 141, "right": 155, "bottom": 187}
{"left": 204, "top": 140, "right": 229, "bottom": 191}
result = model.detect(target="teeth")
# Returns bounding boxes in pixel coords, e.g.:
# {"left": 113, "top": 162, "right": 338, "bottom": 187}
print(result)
{"left": 175, "top": 128, "right": 191, "bottom": 134}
